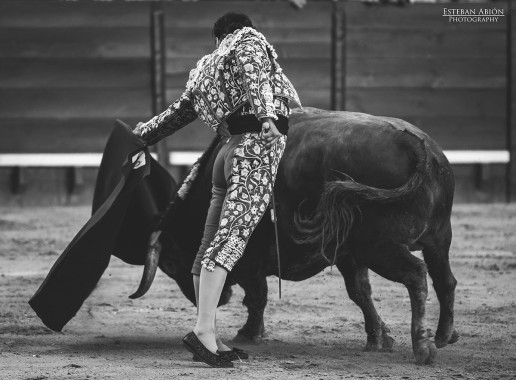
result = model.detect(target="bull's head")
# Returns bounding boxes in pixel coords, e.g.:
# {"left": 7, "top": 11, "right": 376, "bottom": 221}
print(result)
{"left": 128, "top": 230, "right": 233, "bottom": 307}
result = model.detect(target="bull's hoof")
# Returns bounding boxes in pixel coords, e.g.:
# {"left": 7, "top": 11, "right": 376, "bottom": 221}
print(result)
{"left": 435, "top": 329, "right": 460, "bottom": 348}
{"left": 448, "top": 329, "right": 460, "bottom": 344}
{"left": 413, "top": 341, "right": 437, "bottom": 365}
{"left": 434, "top": 338, "right": 447, "bottom": 348}
{"left": 363, "top": 341, "right": 382, "bottom": 351}
{"left": 232, "top": 333, "right": 263, "bottom": 345}
{"left": 381, "top": 334, "right": 395, "bottom": 351}
{"left": 363, "top": 332, "right": 394, "bottom": 352}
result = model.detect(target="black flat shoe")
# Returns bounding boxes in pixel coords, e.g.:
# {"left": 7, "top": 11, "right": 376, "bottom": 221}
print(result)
{"left": 182, "top": 331, "right": 234, "bottom": 368}
{"left": 193, "top": 347, "right": 250, "bottom": 362}
{"left": 230, "top": 347, "right": 249, "bottom": 360}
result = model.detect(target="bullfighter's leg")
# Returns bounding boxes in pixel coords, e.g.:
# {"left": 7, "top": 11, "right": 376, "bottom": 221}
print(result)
{"left": 420, "top": 221, "right": 459, "bottom": 348}
{"left": 357, "top": 242, "right": 437, "bottom": 365}
{"left": 336, "top": 255, "right": 394, "bottom": 351}
{"left": 232, "top": 274, "right": 268, "bottom": 344}
{"left": 194, "top": 265, "right": 229, "bottom": 353}
{"left": 193, "top": 274, "right": 231, "bottom": 351}
{"left": 200, "top": 132, "right": 287, "bottom": 344}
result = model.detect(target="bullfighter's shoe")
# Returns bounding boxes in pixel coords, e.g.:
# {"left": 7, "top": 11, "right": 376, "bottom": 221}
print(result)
{"left": 193, "top": 346, "right": 249, "bottom": 362}
{"left": 182, "top": 331, "right": 234, "bottom": 368}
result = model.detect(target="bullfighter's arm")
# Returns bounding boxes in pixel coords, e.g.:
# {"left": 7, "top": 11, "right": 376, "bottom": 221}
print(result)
{"left": 234, "top": 35, "right": 277, "bottom": 122}
{"left": 136, "top": 90, "right": 198, "bottom": 146}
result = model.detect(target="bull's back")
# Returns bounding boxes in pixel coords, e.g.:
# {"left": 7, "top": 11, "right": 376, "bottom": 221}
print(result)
{"left": 284, "top": 108, "right": 433, "bottom": 198}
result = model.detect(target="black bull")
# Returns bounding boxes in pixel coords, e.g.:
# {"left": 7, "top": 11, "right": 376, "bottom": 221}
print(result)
{"left": 31, "top": 107, "right": 458, "bottom": 366}
{"left": 146, "top": 107, "right": 458, "bottom": 365}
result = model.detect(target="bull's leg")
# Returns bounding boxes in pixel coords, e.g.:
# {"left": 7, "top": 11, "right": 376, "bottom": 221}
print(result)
{"left": 420, "top": 221, "right": 459, "bottom": 348}
{"left": 336, "top": 255, "right": 394, "bottom": 351}
{"left": 357, "top": 242, "right": 437, "bottom": 365}
{"left": 232, "top": 275, "right": 268, "bottom": 344}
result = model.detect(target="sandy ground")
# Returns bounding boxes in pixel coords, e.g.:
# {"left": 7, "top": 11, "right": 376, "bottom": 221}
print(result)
{"left": 0, "top": 204, "right": 515, "bottom": 380}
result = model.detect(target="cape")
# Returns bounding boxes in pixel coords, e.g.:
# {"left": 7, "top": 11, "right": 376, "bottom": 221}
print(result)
{"left": 28, "top": 120, "right": 176, "bottom": 332}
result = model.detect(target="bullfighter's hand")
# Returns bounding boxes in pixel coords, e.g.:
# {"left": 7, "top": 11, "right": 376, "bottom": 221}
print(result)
{"left": 260, "top": 117, "right": 282, "bottom": 149}
{"left": 133, "top": 122, "right": 145, "bottom": 137}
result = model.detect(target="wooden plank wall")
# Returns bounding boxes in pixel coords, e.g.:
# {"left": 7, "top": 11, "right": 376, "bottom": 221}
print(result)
{"left": 509, "top": 0, "right": 516, "bottom": 201}
{"left": 0, "top": 0, "right": 510, "bottom": 204}
{"left": 343, "top": 1, "right": 507, "bottom": 151}
{"left": 0, "top": 1, "right": 152, "bottom": 154}
{"left": 0, "top": 1, "right": 153, "bottom": 205}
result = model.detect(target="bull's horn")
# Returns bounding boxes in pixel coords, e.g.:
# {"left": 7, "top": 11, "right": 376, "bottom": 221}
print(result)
{"left": 129, "top": 230, "right": 162, "bottom": 299}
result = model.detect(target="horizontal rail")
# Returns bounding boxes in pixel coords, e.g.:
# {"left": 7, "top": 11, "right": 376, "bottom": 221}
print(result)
{"left": 0, "top": 150, "right": 510, "bottom": 167}
{"left": 0, "top": 152, "right": 157, "bottom": 167}
{"left": 443, "top": 150, "right": 510, "bottom": 164}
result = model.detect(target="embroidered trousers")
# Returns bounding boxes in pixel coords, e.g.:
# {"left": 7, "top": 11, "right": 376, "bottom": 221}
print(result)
{"left": 191, "top": 131, "right": 287, "bottom": 275}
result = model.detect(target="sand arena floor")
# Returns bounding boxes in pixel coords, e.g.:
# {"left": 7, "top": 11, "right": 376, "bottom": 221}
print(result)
{"left": 0, "top": 204, "right": 515, "bottom": 379}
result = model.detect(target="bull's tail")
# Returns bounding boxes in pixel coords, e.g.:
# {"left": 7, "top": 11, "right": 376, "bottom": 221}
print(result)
{"left": 293, "top": 153, "right": 427, "bottom": 266}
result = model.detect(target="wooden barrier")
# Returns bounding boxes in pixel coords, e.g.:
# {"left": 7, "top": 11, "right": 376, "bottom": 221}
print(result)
{"left": 508, "top": 0, "right": 516, "bottom": 201}
{"left": 343, "top": 1, "right": 507, "bottom": 152}
{"left": 0, "top": 0, "right": 512, "bottom": 204}
{"left": 0, "top": 1, "right": 153, "bottom": 156}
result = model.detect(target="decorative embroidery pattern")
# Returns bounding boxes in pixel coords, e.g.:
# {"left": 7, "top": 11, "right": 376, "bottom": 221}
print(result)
{"left": 201, "top": 131, "right": 287, "bottom": 272}
{"left": 237, "top": 97, "right": 291, "bottom": 118}
{"left": 187, "top": 27, "right": 301, "bottom": 133}
{"left": 139, "top": 91, "right": 197, "bottom": 146}
{"left": 138, "top": 26, "right": 301, "bottom": 143}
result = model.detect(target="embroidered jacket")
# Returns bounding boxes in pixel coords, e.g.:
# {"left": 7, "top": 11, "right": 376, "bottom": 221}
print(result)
{"left": 140, "top": 27, "right": 301, "bottom": 145}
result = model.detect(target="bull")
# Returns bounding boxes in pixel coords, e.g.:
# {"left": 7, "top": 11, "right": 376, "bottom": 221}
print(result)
{"left": 133, "top": 107, "right": 459, "bottom": 365}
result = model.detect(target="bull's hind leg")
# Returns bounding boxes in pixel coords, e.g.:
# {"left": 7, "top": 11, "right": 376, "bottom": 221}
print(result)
{"left": 357, "top": 242, "right": 437, "bottom": 365}
{"left": 420, "top": 221, "right": 459, "bottom": 348}
{"left": 233, "top": 274, "right": 267, "bottom": 344}
{"left": 336, "top": 255, "right": 394, "bottom": 351}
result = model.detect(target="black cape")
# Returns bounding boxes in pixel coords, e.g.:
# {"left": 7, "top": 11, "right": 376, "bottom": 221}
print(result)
{"left": 28, "top": 120, "right": 176, "bottom": 332}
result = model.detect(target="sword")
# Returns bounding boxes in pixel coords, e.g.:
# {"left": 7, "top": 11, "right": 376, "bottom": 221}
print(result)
{"left": 264, "top": 123, "right": 282, "bottom": 300}
{"left": 270, "top": 166, "right": 282, "bottom": 299}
